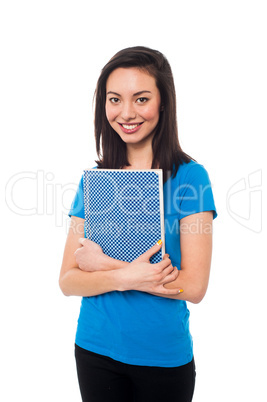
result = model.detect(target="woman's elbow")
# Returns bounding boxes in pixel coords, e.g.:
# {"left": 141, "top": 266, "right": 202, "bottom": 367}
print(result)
{"left": 190, "top": 283, "right": 208, "bottom": 304}
{"left": 59, "top": 275, "right": 71, "bottom": 297}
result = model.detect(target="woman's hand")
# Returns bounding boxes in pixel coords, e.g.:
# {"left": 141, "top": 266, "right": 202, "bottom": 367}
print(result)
{"left": 117, "top": 242, "right": 182, "bottom": 296}
{"left": 74, "top": 239, "right": 109, "bottom": 271}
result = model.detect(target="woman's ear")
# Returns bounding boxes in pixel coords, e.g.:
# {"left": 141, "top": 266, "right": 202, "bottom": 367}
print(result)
{"left": 160, "top": 104, "right": 164, "bottom": 111}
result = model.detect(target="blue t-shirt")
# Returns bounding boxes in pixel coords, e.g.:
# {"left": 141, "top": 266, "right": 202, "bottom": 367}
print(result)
{"left": 69, "top": 160, "right": 217, "bottom": 367}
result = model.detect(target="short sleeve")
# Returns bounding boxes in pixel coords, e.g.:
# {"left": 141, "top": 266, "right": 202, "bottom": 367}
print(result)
{"left": 69, "top": 175, "right": 85, "bottom": 219}
{"left": 176, "top": 162, "right": 217, "bottom": 220}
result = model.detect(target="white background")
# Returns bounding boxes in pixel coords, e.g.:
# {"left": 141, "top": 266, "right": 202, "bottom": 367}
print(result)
{"left": 1, "top": 1, "right": 266, "bottom": 401}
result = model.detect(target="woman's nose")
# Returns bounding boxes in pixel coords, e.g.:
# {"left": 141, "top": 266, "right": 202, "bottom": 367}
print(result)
{"left": 120, "top": 102, "right": 136, "bottom": 121}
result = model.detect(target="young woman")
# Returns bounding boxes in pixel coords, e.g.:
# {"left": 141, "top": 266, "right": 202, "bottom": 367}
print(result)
{"left": 59, "top": 46, "right": 217, "bottom": 402}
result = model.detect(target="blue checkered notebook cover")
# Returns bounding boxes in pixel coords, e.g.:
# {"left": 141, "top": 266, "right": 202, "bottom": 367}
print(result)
{"left": 83, "top": 169, "right": 165, "bottom": 264}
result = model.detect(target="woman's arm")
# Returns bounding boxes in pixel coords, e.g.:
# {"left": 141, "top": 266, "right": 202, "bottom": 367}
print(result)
{"left": 154, "top": 211, "right": 214, "bottom": 303}
{"left": 68, "top": 212, "right": 213, "bottom": 303}
{"left": 59, "top": 216, "right": 120, "bottom": 296}
{"left": 59, "top": 216, "right": 181, "bottom": 297}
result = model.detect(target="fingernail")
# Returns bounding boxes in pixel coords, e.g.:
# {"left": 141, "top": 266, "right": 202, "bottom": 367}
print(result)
{"left": 157, "top": 239, "right": 162, "bottom": 246}
{"left": 179, "top": 289, "right": 184, "bottom": 293}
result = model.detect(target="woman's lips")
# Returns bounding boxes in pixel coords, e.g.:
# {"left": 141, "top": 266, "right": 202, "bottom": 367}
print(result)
{"left": 118, "top": 122, "right": 143, "bottom": 134}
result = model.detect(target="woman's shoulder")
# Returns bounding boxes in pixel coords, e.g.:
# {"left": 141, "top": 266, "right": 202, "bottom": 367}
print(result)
{"left": 176, "top": 159, "right": 209, "bottom": 180}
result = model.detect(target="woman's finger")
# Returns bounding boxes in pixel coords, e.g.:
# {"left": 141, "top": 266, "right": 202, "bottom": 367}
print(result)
{"left": 138, "top": 239, "right": 163, "bottom": 262}
{"left": 78, "top": 238, "right": 86, "bottom": 246}
{"left": 156, "top": 256, "right": 172, "bottom": 271}
{"left": 74, "top": 247, "right": 82, "bottom": 256}
{"left": 163, "top": 253, "right": 170, "bottom": 260}
{"left": 154, "top": 285, "right": 183, "bottom": 296}
{"left": 162, "top": 267, "right": 179, "bottom": 284}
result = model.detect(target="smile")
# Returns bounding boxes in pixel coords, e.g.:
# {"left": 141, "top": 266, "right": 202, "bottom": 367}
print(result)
{"left": 118, "top": 122, "right": 144, "bottom": 134}
{"left": 123, "top": 124, "right": 139, "bottom": 129}
{"left": 119, "top": 123, "right": 143, "bottom": 129}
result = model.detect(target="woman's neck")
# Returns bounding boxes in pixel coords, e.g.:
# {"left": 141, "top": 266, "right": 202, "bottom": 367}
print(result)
{"left": 125, "top": 143, "right": 153, "bottom": 170}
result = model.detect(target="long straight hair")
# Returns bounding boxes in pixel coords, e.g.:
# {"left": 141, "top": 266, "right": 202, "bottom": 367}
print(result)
{"left": 94, "top": 46, "right": 193, "bottom": 182}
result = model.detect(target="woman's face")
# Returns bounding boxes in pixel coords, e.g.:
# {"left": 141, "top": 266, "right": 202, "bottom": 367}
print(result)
{"left": 105, "top": 67, "right": 161, "bottom": 147}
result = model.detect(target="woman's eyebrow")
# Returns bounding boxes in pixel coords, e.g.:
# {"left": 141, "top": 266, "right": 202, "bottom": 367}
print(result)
{"left": 106, "top": 90, "right": 152, "bottom": 97}
{"left": 133, "top": 90, "right": 152, "bottom": 96}
{"left": 106, "top": 91, "right": 121, "bottom": 96}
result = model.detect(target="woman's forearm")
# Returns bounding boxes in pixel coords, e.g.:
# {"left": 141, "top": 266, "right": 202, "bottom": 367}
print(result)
{"left": 152, "top": 269, "right": 209, "bottom": 304}
{"left": 61, "top": 231, "right": 181, "bottom": 298}
{"left": 69, "top": 249, "right": 205, "bottom": 302}
{"left": 97, "top": 255, "right": 129, "bottom": 271}
{"left": 60, "top": 255, "right": 180, "bottom": 298}
{"left": 59, "top": 267, "right": 125, "bottom": 297}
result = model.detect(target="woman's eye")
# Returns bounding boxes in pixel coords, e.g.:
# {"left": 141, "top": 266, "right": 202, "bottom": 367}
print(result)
{"left": 109, "top": 97, "right": 120, "bottom": 104}
{"left": 136, "top": 97, "right": 148, "bottom": 104}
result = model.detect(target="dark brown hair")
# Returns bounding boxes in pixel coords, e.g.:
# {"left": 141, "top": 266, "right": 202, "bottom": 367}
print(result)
{"left": 94, "top": 46, "right": 193, "bottom": 181}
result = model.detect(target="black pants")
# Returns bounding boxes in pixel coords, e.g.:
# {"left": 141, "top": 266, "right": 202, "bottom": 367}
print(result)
{"left": 75, "top": 344, "right": 196, "bottom": 402}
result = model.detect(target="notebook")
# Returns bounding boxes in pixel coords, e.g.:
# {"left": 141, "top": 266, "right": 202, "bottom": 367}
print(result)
{"left": 83, "top": 169, "right": 165, "bottom": 264}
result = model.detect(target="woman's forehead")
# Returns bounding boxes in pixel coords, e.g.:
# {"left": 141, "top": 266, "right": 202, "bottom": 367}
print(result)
{"left": 106, "top": 67, "right": 157, "bottom": 94}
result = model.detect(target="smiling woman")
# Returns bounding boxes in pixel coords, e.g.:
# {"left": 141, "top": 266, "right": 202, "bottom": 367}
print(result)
{"left": 59, "top": 46, "right": 217, "bottom": 402}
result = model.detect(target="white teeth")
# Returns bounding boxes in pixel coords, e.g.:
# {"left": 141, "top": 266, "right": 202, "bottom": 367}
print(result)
{"left": 122, "top": 124, "right": 139, "bottom": 129}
